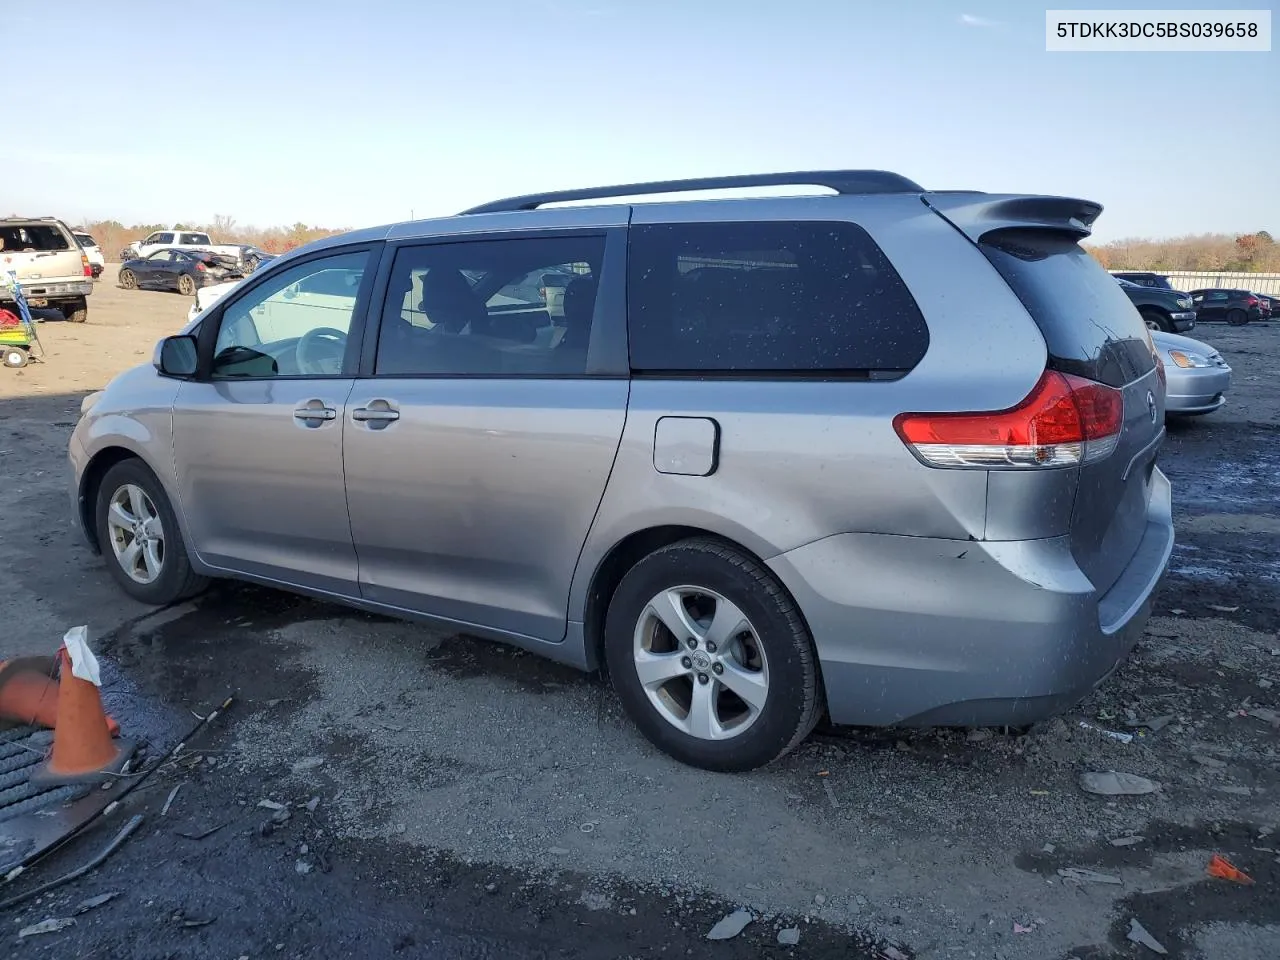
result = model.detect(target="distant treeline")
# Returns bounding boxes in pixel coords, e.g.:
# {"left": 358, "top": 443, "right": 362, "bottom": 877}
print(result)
{"left": 1087, "top": 231, "right": 1278, "bottom": 272}
{"left": 73, "top": 216, "right": 347, "bottom": 259}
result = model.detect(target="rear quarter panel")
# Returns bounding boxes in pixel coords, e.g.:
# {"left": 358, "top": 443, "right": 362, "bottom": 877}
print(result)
{"left": 569, "top": 195, "right": 1050, "bottom": 620}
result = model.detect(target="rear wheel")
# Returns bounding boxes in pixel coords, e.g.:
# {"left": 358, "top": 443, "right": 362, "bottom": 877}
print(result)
{"left": 3, "top": 347, "right": 28, "bottom": 368}
{"left": 1140, "top": 310, "right": 1170, "bottom": 332}
{"left": 119, "top": 269, "right": 137, "bottom": 290}
{"left": 94, "top": 459, "right": 208, "bottom": 605}
{"left": 1226, "top": 308, "right": 1249, "bottom": 326}
{"left": 177, "top": 274, "right": 196, "bottom": 297}
{"left": 604, "top": 537, "right": 822, "bottom": 771}
{"left": 61, "top": 297, "right": 88, "bottom": 323}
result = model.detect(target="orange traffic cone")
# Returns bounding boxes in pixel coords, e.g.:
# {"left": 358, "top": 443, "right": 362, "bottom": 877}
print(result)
{"left": 32, "top": 647, "right": 134, "bottom": 786}
{"left": 0, "top": 656, "right": 60, "bottom": 728}
{"left": 0, "top": 655, "right": 122, "bottom": 737}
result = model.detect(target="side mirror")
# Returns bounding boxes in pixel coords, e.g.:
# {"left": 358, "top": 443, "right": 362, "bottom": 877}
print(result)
{"left": 156, "top": 335, "right": 198, "bottom": 377}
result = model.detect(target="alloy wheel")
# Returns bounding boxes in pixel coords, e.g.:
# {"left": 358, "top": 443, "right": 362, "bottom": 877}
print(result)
{"left": 106, "top": 483, "right": 166, "bottom": 584}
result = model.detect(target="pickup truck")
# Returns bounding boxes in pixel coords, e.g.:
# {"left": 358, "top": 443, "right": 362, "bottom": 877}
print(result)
{"left": 0, "top": 217, "right": 94, "bottom": 322}
{"left": 122, "top": 229, "right": 244, "bottom": 262}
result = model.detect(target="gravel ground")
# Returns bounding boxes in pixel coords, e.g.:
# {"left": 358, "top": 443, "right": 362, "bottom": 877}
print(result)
{"left": 1, "top": 271, "right": 1277, "bottom": 959}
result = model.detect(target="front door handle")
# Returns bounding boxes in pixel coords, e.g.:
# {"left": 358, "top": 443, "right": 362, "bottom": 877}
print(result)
{"left": 294, "top": 400, "right": 337, "bottom": 424}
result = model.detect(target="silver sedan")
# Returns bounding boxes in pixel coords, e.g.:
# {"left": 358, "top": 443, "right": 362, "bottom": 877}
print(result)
{"left": 1151, "top": 330, "right": 1232, "bottom": 417}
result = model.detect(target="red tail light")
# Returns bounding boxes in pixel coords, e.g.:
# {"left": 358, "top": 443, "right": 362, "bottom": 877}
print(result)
{"left": 196, "top": 262, "right": 206, "bottom": 272}
{"left": 81, "top": 254, "right": 91, "bottom": 277}
{"left": 893, "top": 371, "right": 1124, "bottom": 469}
{"left": 1245, "top": 295, "right": 1259, "bottom": 306}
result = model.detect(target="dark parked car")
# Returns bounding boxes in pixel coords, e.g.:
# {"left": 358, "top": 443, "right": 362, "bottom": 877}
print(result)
{"left": 1116, "top": 277, "right": 1196, "bottom": 332}
{"left": 118, "top": 249, "right": 235, "bottom": 296}
{"left": 1112, "top": 271, "right": 1177, "bottom": 291}
{"left": 1254, "top": 291, "right": 1280, "bottom": 315}
{"left": 224, "top": 244, "right": 277, "bottom": 274}
{"left": 1188, "top": 288, "right": 1271, "bottom": 325}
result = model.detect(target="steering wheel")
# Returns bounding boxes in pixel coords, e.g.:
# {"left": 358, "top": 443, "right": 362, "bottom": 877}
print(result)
{"left": 295, "top": 327, "right": 348, "bottom": 375}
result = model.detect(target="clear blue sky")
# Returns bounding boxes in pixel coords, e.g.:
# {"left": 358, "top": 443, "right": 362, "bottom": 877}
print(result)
{"left": 2, "top": 0, "right": 1274, "bottom": 242}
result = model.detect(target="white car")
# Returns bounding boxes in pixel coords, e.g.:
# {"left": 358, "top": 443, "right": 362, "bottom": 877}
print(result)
{"left": 187, "top": 277, "right": 244, "bottom": 323}
{"left": 124, "top": 229, "right": 243, "bottom": 262}
{"left": 73, "top": 232, "right": 106, "bottom": 279}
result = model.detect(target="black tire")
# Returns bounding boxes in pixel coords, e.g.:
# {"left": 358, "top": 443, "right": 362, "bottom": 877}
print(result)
{"left": 3, "top": 347, "right": 28, "bottom": 368}
{"left": 177, "top": 274, "right": 196, "bottom": 297}
{"left": 61, "top": 297, "right": 88, "bottom": 323}
{"left": 1140, "top": 310, "right": 1170, "bottom": 333}
{"left": 94, "top": 458, "right": 209, "bottom": 605}
{"left": 1226, "top": 308, "right": 1249, "bottom": 326}
{"left": 604, "top": 537, "right": 822, "bottom": 772}
{"left": 119, "top": 269, "right": 137, "bottom": 290}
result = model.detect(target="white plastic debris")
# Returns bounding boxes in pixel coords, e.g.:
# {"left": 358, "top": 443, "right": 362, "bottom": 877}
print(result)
{"left": 706, "top": 908, "right": 753, "bottom": 940}
{"left": 777, "top": 926, "right": 801, "bottom": 946}
{"left": 1058, "top": 867, "right": 1123, "bottom": 885}
{"left": 1080, "top": 771, "right": 1159, "bottom": 796}
{"left": 1079, "top": 721, "right": 1134, "bottom": 744}
{"left": 63, "top": 625, "right": 101, "bottom": 686}
{"left": 19, "top": 918, "right": 75, "bottom": 938}
{"left": 1127, "top": 918, "right": 1168, "bottom": 954}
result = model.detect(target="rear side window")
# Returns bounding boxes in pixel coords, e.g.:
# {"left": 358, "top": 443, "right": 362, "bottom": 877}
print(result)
{"left": 627, "top": 220, "right": 928, "bottom": 376}
{"left": 980, "top": 229, "right": 1155, "bottom": 388}
{"left": 0, "top": 224, "right": 71, "bottom": 252}
{"left": 181, "top": 233, "right": 211, "bottom": 245}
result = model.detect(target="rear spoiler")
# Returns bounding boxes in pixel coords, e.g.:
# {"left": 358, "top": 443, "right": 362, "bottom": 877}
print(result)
{"left": 921, "top": 192, "right": 1103, "bottom": 242}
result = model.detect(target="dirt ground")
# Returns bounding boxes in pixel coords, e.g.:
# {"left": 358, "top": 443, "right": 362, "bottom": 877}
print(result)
{"left": 1, "top": 267, "right": 1278, "bottom": 959}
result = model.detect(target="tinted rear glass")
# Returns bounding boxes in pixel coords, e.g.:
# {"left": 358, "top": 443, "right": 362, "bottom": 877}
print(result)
{"left": 0, "top": 224, "right": 71, "bottom": 252}
{"left": 980, "top": 229, "right": 1155, "bottom": 388}
{"left": 627, "top": 220, "right": 928, "bottom": 376}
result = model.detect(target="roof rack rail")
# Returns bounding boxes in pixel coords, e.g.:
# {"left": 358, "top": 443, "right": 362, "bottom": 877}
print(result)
{"left": 459, "top": 170, "right": 925, "bottom": 215}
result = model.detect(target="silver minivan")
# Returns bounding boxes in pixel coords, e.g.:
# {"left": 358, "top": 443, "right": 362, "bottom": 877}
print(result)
{"left": 69, "top": 171, "right": 1174, "bottom": 771}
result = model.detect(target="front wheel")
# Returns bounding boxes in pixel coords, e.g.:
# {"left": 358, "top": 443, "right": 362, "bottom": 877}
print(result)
{"left": 119, "top": 269, "right": 137, "bottom": 290}
{"left": 94, "top": 459, "right": 209, "bottom": 605}
{"left": 3, "top": 347, "right": 28, "bottom": 368}
{"left": 604, "top": 538, "right": 822, "bottom": 771}
{"left": 1226, "top": 308, "right": 1249, "bottom": 326}
{"left": 177, "top": 274, "right": 196, "bottom": 297}
{"left": 61, "top": 297, "right": 88, "bottom": 323}
{"left": 1141, "top": 310, "right": 1170, "bottom": 333}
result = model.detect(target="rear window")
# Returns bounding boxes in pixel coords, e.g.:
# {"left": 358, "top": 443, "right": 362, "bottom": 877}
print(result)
{"left": 181, "top": 233, "right": 211, "bottom": 245}
{"left": 980, "top": 229, "right": 1155, "bottom": 388}
{"left": 626, "top": 220, "right": 929, "bottom": 376}
{"left": 0, "top": 224, "right": 72, "bottom": 252}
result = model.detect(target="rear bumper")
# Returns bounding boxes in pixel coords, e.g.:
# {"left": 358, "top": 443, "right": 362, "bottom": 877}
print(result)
{"left": 0, "top": 281, "right": 92, "bottom": 303}
{"left": 768, "top": 468, "right": 1174, "bottom": 727}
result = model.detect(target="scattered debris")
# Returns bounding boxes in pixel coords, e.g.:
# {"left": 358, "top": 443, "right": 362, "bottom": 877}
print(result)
{"left": 161, "top": 784, "right": 183, "bottom": 816}
{"left": 548, "top": 847, "right": 570, "bottom": 856}
{"left": 272, "top": 808, "right": 292, "bottom": 825}
{"left": 18, "top": 918, "right": 75, "bottom": 938}
{"left": 1013, "top": 922, "right": 1036, "bottom": 934}
{"left": 706, "top": 908, "right": 753, "bottom": 940}
{"left": 257, "top": 799, "right": 286, "bottom": 811}
{"left": 1058, "top": 867, "right": 1123, "bottom": 885}
{"left": 0, "top": 815, "right": 145, "bottom": 912}
{"left": 1124, "top": 715, "right": 1174, "bottom": 733}
{"left": 966, "top": 729, "right": 992, "bottom": 742}
{"left": 1029, "top": 789, "right": 1050, "bottom": 796}
{"left": 814, "top": 894, "right": 827, "bottom": 906}
{"left": 484, "top": 882, "right": 498, "bottom": 894}
{"left": 1079, "top": 721, "right": 1134, "bottom": 744}
{"left": 176, "top": 821, "right": 229, "bottom": 841}
{"left": 1191, "top": 754, "right": 1227, "bottom": 768}
{"left": 1215, "top": 785, "right": 1253, "bottom": 796}
{"left": 1169, "top": 608, "right": 1185, "bottom": 615}
{"left": 880, "top": 947, "right": 909, "bottom": 960}
{"left": 1208, "top": 604, "right": 1239, "bottom": 613}
{"left": 1247, "top": 708, "right": 1280, "bottom": 727}
{"left": 822, "top": 780, "right": 841, "bottom": 810}
{"left": 295, "top": 860, "right": 313, "bottom": 875}
{"left": 175, "top": 913, "right": 215, "bottom": 928}
{"left": 1259, "top": 679, "right": 1274, "bottom": 689}
{"left": 777, "top": 926, "right": 801, "bottom": 946}
{"left": 1042, "top": 843, "right": 1056, "bottom": 854}
{"left": 1207, "top": 854, "right": 1254, "bottom": 885}
{"left": 73, "top": 892, "right": 120, "bottom": 915}
{"left": 1126, "top": 918, "right": 1168, "bottom": 955}
{"left": 1079, "top": 771, "right": 1158, "bottom": 796}
{"left": 1110, "top": 835, "right": 1145, "bottom": 847}
{"left": 304, "top": 796, "right": 321, "bottom": 813}
{"left": 291, "top": 757, "right": 325, "bottom": 773}
{"left": 5, "top": 866, "right": 25, "bottom": 883}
